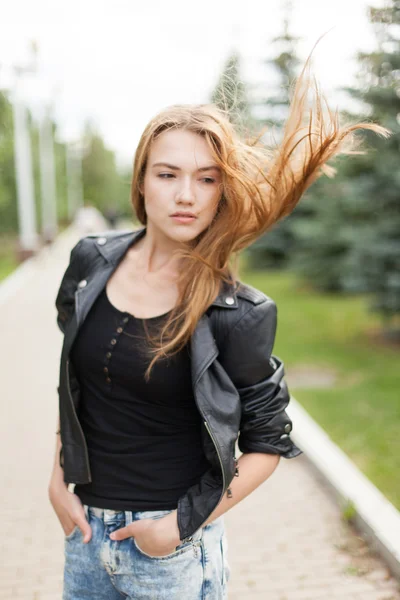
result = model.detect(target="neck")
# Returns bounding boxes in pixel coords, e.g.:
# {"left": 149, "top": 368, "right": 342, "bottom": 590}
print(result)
{"left": 131, "top": 222, "right": 189, "bottom": 277}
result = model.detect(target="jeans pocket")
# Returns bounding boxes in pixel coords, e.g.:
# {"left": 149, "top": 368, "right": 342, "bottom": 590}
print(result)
{"left": 65, "top": 524, "right": 80, "bottom": 541}
{"left": 133, "top": 537, "right": 196, "bottom": 560}
{"left": 133, "top": 527, "right": 203, "bottom": 561}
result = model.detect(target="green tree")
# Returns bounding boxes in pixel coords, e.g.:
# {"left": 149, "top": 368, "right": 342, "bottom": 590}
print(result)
{"left": 81, "top": 121, "right": 127, "bottom": 216}
{"left": 245, "top": 0, "right": 306, "bottom": 270}
{"left": 256, "top": 0, "right": 300, "bottom": 134}
{"left": 344, "top": 2, "right": 400, "bottom": 325}
{"left": 210, "top": 51, "right": 257, "bottom": 138}
{"left": 291, "top": 1, "right": 400, "bottom": 329}
{"left": 0, "top": 91, "right": 18, "bottom": 233}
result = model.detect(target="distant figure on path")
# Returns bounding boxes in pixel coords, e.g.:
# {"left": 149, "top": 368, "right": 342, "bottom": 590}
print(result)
{"left": 104, "top": 205, "right": 120, "bottom": 229}
{"left": 74, "top": 203, "right": 108, "bottom": 234}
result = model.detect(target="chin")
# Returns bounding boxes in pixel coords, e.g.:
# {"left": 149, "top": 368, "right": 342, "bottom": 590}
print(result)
{"left": 161, "top": 222, "right": 205, "bottom": 243}
{"left": 168, "top": 229, "right": 200, "bottom": 244}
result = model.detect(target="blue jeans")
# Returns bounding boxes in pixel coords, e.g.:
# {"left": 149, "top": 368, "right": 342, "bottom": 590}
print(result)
{"left": 63, "top": 505, "right": 230, "bottom": 599}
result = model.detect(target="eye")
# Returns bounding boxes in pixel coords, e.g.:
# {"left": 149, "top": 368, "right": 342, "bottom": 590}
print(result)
{"left": 158, "top": 173, "right": 175, "bottom": 179}
{"left": 202, "top": 178, "right": 216, "bottom": 184}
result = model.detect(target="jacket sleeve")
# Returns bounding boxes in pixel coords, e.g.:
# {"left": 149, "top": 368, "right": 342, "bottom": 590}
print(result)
{"left": 219, "top": 300, "right": 302, "bottom": 458}
{"left": 55, "top": 238, "right": 84, "bottom": 334}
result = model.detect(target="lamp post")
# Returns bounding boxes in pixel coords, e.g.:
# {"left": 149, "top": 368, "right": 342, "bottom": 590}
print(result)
{"left": 12, "top": 62, "right": 39, "bottom": 260}
{"left": 66, "top": 140, "right": 84, "bottom": 222}
{"left": 38, "top": 104, "right": 58, "bottom": 243}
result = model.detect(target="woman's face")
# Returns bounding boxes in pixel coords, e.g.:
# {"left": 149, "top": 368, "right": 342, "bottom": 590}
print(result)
{"left": 141, "top": 128, "right": 223, "bottom": 244}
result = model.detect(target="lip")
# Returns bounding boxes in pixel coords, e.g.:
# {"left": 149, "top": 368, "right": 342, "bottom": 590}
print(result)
{"left": 170, "top": 212, "right": 197, "bottom": 218}
{"left": 171, "top": 215, "right": 196, "bottom": 225}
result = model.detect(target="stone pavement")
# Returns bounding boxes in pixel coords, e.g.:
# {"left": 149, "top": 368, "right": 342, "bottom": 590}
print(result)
{"left": 0, "top": 227, "right": 399, "bottom": 600}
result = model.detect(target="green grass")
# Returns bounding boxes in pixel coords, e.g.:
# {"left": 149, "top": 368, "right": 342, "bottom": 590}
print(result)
{"left": 243, "top": 269, "right": 400, "bottom": 510}
{"left": 0, "top": 225, "right": 70, "bottom": 283}
{"left": 0, "top": 234, "right": 19, "bottom": 282}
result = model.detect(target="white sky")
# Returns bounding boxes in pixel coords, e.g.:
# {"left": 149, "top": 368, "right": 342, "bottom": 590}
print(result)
{"left": 0, "top": 0, "right": 386, "bottom": 169}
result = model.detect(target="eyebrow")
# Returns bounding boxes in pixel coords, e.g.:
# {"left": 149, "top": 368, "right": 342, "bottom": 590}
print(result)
{"left": 151, "top": 162, "right": 221, "bottom": 173}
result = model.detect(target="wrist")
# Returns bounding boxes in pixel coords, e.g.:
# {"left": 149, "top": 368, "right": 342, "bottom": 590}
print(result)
{"left": 49, "top": 472, "right": 67, "bottom": 497}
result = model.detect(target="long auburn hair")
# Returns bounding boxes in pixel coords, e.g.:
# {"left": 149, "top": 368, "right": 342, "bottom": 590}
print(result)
{"left": 131, "top": 51, "right": 390, "bottom": 380}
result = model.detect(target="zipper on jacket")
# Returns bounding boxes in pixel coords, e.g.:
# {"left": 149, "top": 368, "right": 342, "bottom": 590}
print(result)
{"left": 203, "top": 419, "right": 226, "bottom": 494}
{"left": 234, "top": 456, "right": 239, "bottom": 477}
{"left": 65, "top": 358, "right": 91, "bottom": 480}
{"left": 226, "top": 455, "right": 240, "bottom": 498}
{"left": 180, "top": 418, "right": 226, "bottom": 544}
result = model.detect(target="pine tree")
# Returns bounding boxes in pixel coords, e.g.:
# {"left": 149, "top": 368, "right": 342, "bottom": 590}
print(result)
{"left": 256, "top": 0, "right": 300, "bottom": 136}
{"left": 210, "top": 51, "right": 257, "bottom": 138}
{"left": 245, "top": 0, "right": 306, "bottom": 270}
{"left": 341, "top": 1, "right": 400, "bottom": 327}
{"left": 288, "top": 0, "right": 400, "bottom": 332}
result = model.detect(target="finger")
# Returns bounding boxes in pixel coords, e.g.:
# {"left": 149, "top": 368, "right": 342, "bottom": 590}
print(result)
{"left": 76, "top": 517, "right": 92, "bottom": 544}
{"left": 109, "top": 525, "right": 135, "bottom": 541}
{"left": 63, "top": 521, "right": 76, "bottom": 536}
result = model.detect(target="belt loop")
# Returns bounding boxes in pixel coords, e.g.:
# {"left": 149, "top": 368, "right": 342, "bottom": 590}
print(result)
{"left": 104, "top": 509, "right": 118, "bottom": 523}
{"left": 84, "top": 504, "right": 89, "bottom": 520}
{"left": 89, "top": 506, "right": 104, "bottom": 519}
{"left": 125, "top": 510, "right": 133, "bottom": 526}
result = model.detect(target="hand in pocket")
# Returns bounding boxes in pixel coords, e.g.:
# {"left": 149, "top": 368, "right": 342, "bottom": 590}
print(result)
{"left": 49, "top": 485, "right": 92, "bottom": 543}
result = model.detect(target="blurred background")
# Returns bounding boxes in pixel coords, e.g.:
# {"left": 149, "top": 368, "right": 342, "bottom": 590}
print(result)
{"left": 0, "top": 0, "right": 399, "bottom": 596}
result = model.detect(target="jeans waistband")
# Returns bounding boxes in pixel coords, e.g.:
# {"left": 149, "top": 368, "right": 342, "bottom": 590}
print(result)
{"left": 83, "top": 504, "right": 174, "bottom": 525}
{"left": 88, "top": 506, "right": 120, "bottom": 519}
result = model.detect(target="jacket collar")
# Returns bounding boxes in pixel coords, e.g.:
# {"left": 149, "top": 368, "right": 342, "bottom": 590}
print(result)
{"left": 92, "top": 226, "right": 239, "bottom": 309}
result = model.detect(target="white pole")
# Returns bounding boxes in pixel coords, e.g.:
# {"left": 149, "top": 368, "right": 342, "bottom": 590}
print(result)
{"left": 12, "top": 80, "right": 39, "bottom": 257}
{"left": 75, "top": 145, "right": 84, "bottom": 212}
{"left": 39, "top": 108, "right": 58, "bottom": 242}
{"left": 66, "top": 142, "right": 84, "bottom": 221}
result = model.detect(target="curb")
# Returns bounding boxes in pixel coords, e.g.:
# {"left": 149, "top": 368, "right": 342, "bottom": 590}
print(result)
{"left": 287, "top": 397, "right": 400, "bottom": 580}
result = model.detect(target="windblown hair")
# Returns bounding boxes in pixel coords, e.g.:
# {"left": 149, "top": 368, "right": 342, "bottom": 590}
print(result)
{"left": 131, "top": 51, "right": 390, "bottom": 380}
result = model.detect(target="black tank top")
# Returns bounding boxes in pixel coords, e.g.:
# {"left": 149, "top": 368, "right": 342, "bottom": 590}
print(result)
{"left": 70, "top": 287, "right": 210, "bottom": 510}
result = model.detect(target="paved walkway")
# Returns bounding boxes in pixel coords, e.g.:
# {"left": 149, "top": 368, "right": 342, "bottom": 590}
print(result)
{"left": 0, "top": 227, "right": 399, "bottom": 600}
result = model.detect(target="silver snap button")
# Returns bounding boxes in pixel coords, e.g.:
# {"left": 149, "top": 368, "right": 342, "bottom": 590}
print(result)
{"left": 78, "top": 279, "right": 87, "bottom": 288}
{"left": 224, "top": 296, "right": 235, "bottom": 305}
{"left": 97, "top": 236, "right": 107, "bottom": 245}
{"left": 284, "top": 423, "right": 292, "bottom": 434}
{"left": 269, "top": 357, "right": 277, "bottom": 369}
{"left": 280, "top": 433, "right": 289, "bottom": 440}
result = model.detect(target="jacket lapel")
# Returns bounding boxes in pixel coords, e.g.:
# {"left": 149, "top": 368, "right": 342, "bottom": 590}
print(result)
{"left": 190, "top": 314, "right": 219, "bottom": 389}
{"left": 75, "top": 262, "right": 117, "bottom": 329}
{"left": 75, "top": 228, "right": 145, "bottom": 329}
{"left": 63, "top": 230, "right": 144, "bottom": 358}
{"left": 62, "top": 263, "right": 118, "bottom": 360}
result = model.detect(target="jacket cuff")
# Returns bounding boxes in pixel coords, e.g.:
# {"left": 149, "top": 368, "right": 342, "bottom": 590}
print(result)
{"left": 238, "top": 438, "right": 303, "bottom": 458}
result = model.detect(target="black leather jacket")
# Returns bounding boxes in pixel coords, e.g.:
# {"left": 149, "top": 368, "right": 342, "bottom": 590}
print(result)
{"left": 55, "top": 227, "right": 302, "bottom": 542}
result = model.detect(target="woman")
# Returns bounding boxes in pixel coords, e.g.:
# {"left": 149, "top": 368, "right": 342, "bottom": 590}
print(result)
{"left": 49, "top": 56, "right": 387, "bottom": 599}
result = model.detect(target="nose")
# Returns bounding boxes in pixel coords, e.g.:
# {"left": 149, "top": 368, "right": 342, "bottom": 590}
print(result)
{"left": 176, "top": 177, "right": 195, "bottom": 204}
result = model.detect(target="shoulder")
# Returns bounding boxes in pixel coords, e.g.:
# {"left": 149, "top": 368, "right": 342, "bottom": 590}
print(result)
{"left": 69, "top": 229, "right": 136, "bottom": 271}
{"left": 214, "top": 281, "right": 279, "bottom": 384}
{"left": 235, "top": 280, "right": 275, "bottom": 308}
{"left": 233, "top": 281, "right": 277, "bottom": 333}
{"left": 207, "top": 279, "right": 277, "bottom": 350}
{"left": 74, "top": 229, "right": 134, "bottom": 254}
